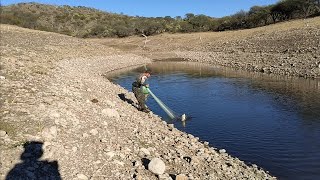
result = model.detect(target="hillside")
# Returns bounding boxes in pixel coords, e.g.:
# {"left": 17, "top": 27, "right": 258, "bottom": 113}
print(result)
{"left": 93, "top": 16, "right": 320, "bottom": 79}
{"left": 1, "top": 1, "right": 320, "bottom": 37}
{"left": 0, "top": 15, "right": 319, "bottom": 180}
{"left": 0, "top": 2, "right": 132, "bottom": 37}
{"left": 0, "top": 24, "right": 277, "bottom": 179}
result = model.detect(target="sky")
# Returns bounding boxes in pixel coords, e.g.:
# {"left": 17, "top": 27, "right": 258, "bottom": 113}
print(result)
{"left": 1, "top": 0, "right": 279, "bottom": 18}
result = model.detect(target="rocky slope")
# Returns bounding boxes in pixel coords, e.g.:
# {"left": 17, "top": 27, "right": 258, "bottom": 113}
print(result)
{"left": 2, "top": 17, "right": 320, "bottom": 180}
{"left": 0, "top": 25, "right": 276, "bottom": 179}
{"left": 94, "top": 17, "right": 320, "bottom": 79}
{"left": 3, "top": 17, "right": 320, "bottom": 180}
{"left": 0, "top": 24, "right": 274, "bottom": 179}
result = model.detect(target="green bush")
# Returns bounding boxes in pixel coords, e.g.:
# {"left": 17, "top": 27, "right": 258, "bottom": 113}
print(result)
{"left": 1, "top": 2, "right": 319, "bottom": 38}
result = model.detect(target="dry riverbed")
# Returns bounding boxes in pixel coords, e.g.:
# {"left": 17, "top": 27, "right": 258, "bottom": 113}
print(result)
{"left": 2, "top": 17, "right": 318, "bottom": 179}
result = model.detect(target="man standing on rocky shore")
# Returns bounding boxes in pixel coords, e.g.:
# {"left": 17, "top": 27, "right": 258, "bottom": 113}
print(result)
{"left": 132, "top": 70, "right": 151, "bottom": 113}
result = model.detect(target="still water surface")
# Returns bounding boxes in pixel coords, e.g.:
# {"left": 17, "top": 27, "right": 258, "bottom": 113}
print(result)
{"left": 107, "top": 61, "right": 320, "bottom": 180}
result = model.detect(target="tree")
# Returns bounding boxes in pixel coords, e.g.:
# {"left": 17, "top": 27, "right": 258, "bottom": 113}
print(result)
{"left": 175, "top": 16, "right": 182, "bottom": 21}
{"left": 248, "top": 6, "right": 271, "bottom": 26}
{"left": 294, "top": 0, "right": 319, "bottom": 17}
{"left": 229, "top": 10, "right": 248, "bottom": 29}
{"left": 188, "top": 14, "right": 212, "bottom": 31}
{"left": 178, "top": 20, "right": 193, "bottom": 32}
{"left": 185, "top": 13, "right": 195, "bottom": 20}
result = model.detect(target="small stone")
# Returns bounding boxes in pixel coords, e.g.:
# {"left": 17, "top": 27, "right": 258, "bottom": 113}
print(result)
{"left": 187, "top": 134, "right": 194, "bottom": 139}
{"left": 134, "top": 160, "right": 142, "bottom": 167}
{"left": 91, "top": 98, "right": 98, "bottom": 103}
{"left": 41, "top": 126, "right": 57, "bottom": 141}
{"left": 140, "top": 148, "right": 150, "bottom": 156}
{"left": 136, "top": 175, "right": 142, "bottom": 180}
{"left": 176, "top": 174, "right": 188, "bottom": 180}
{"left": 0, "top": 130, "right": 7, "bottom": 137}
{"left": 82, "top": 133, "right": 89, "bottom": 138}
{"left": 113, "top": 160, "right": 124, "bottom": 166}
{"left": 90, "top": 129, "right": 98, "bottom": 136}
{"left": 77, "top": 173, "right": 88, "bottom": 180}
{"left": 100, "top": 138, "right": 108, "bottom": 143}
{"left": 50, "top": 126, "right": 57, "bottom": 136}
{"left": 101, "top": 108, "right": 120, "bottom": 118}
{"left": 72, "top": 147, "right": 77, "bottom": 152}
{"left": 158, "top": 173, "right": 172, "bottom": 180}
{"left": 191, "top": 156, "right": 200, "bottom": 165}
{"left": 50, "top": 112, "right": 60, "bottom": 118}
{"left": 148, "top": 158, "right": 166, "bottom": 175}
{"left": 183, "top": 156, "right": 192, "bottom": 163}
{"left": 106, "top": 151, "right": 115, "bottom": 159}
{"left": 94, "top": 160, "right": 102, "bottom": 164}
{"left": 219, "top": 149, "right": 226, "bottom": 154}
{"left": 26, "top": 171, "right": 35, "bottom": 178}
{"left": 106, "top": 100, "right": 115, "bottom": 107}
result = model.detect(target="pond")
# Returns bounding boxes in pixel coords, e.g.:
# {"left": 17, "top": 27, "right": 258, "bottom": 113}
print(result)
{"left": 106, "top": 61, "right": 320, "bottom": 180}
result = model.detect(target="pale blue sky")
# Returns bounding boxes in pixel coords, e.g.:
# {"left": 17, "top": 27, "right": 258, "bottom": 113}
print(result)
{"left": 1, "top": 0, "right": 279, "bottom": 18}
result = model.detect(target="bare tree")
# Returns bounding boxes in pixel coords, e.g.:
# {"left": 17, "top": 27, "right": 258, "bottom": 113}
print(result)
{"left": 142, "top": 34, "right": 150, "bottom": 48}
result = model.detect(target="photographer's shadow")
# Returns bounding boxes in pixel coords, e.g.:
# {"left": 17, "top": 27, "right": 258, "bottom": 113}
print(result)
{"left": 6, "top": 141, "right": 61, "bottom": 180}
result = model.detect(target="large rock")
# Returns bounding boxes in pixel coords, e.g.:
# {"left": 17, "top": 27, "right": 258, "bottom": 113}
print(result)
{"left": 148, "top": 158, "right": 166, "bottom": 175}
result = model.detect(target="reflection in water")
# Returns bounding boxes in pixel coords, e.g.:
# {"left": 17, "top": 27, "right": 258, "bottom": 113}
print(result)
{"left": 107, "top": 61, "right": 320, "bottom": 180}
{"left": 146, "top": 61, "right": 320, "bottom": 122}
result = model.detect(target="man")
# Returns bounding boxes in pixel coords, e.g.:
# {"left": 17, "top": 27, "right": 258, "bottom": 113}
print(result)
{"left": 132, "top": 70, "right": 151, "bottom": 113}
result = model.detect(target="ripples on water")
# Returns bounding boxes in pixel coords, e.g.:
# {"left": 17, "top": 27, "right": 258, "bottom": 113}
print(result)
{"left": 106, "top": 61, "right": 320, "bottom": 180}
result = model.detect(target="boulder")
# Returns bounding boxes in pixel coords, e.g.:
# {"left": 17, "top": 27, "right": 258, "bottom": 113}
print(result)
{"left": 148, "top": 158, "right": 166, "bottom": 175}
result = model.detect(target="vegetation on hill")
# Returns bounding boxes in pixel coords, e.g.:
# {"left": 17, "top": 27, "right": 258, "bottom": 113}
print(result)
{"left": 1, "top": 0, "right": 319, "bottom": 38}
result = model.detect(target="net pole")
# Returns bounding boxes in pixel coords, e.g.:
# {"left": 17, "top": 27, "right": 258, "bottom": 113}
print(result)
{"left": 148, "top": 88, "right": 176, "bottom": 119}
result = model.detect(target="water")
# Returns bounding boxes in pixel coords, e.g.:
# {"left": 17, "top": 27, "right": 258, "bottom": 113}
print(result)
{"left": 106, "top": 61, "right": 320, "bottom": 180}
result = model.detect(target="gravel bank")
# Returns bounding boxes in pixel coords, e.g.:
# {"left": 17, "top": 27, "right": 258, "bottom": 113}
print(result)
{"left": 0, "top": 25, "right": 276, "bottom": 179}
{"left": 95, "top": 17, "right": 320, "bottom": 79}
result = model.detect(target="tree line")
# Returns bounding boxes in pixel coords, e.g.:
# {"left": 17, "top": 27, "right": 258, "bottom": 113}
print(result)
{"left": 1, "top": 0, "right": 319, "bottom": 38}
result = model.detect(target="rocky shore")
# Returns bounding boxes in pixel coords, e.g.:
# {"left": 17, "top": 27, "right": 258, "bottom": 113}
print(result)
{"left": 96, "top": 17, "right": 320, "bottom": 79}
{"left": 2, "top": 17, "right": 318, "bottom": 179}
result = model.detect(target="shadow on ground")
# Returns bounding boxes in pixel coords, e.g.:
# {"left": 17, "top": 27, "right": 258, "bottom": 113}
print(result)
{"left": 6, "top": 141, "right": 61, "bottom": 180}
{"left": 118, "top": 93, "right": 136, "bottom": 107}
